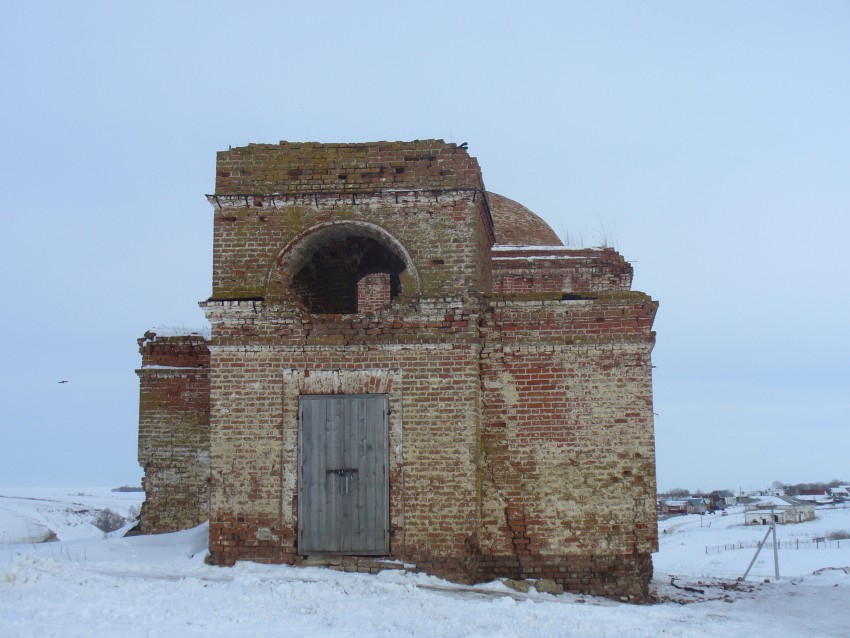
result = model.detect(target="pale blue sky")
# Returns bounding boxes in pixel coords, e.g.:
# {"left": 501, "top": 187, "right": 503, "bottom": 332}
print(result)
{"left": 1, "top": 1, "right": 848, "bottom": 492}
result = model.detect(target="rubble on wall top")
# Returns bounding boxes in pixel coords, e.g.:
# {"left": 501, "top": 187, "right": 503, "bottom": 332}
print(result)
{"left": 492, "top": 245, "right": 618, "bottom": 260}
{"left": 140, "top": 325, "right": 211, "bottom": 347}
{"left": 492, "top": 245, "right": 594, "bottom": 251}
{"left": 215, "top": 139, "right": 484, "bottom": 196}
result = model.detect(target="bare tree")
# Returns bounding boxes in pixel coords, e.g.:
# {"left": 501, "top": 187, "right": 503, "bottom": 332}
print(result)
{"left": 94, "top": 508, "right": 127, "bottom": 533}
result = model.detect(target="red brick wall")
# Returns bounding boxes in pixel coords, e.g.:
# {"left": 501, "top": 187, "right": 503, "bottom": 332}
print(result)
{"left": 492, "top": 247, "right": 633, "bottom": 294}
{"left": 202, "top": 300, "right": 483, "bottom": 568}
{"left": 210, "top": 193, "right": 494, "bottom": 302}
{"left": 477, "top": 296, "right": 658, "bottom": 599}
{"left": 200, "top": 291, "right": 657, "bottom": 600}
{"left": 137, "top": 140, "right": 659, "bottom": 601}
{"left": 138, "top": 331, "right": 210, "bottom": 368}
{"left": 136, "top": 332, "right": 210, "bottom": 533}
{"left": 356, "top": 272, "right": 391, "bottom": 312}
{"left": 214, "top": 140, "right": 485, "bottom": 195}
{"left": 209, "top": 141, "right": 493, "bottom": 302}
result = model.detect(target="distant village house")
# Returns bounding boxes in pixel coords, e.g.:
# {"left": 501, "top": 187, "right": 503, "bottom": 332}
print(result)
{"left": 744, "top": 496, "right": 816, "bottom": 525}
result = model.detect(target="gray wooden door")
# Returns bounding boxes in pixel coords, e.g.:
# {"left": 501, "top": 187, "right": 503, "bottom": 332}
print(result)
{"left": 298, "top": 394, "right": 389, "bottom": 554}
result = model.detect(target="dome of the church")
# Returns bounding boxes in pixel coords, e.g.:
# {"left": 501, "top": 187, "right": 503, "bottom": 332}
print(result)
{"left": 486, "top": 192, "right": 562, "bottom": 246}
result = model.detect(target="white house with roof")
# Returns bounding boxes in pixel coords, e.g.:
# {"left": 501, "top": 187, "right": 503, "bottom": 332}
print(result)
{"left": 830, "top": 486, "right": 850, "bottom": 502}
{"left": 745, "top": 496, "right": 815, "bottom": 525}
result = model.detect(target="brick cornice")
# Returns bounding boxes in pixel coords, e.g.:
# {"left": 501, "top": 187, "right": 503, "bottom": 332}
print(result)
{"left": 206, "top": 189, "right": 495, "bottom": 244}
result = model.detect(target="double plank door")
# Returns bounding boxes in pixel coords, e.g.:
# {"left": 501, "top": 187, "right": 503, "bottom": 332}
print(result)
{"left": 298, "top": 394, "right": 389, "bottom": 555}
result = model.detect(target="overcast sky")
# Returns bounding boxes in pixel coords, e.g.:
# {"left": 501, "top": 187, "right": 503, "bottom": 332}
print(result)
{"left": 1, "top": 1, "right": 848, "bottom": 493}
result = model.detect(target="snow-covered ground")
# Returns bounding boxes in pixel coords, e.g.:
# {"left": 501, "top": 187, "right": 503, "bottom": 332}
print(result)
{"left": 657, "top": 505, "right": 850, "bottom": 581}
{"left": 1, "top": 490, "right": 849, "bottom": 637}
{"left": 0, "top": 487, "right": 143, "bottom": 544}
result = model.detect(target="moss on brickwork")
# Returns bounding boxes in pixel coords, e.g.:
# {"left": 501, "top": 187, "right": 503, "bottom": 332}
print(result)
{"left": 136, "top": 336, "right": 210, "bottom": 534}
{"left": 593, "top": 290, "right": 656, "bottom": 303}
{"left": 214, "top": 140, "right": 484, "bottom": 195}
{"left": 212, "top": 191, "right": 490, "bottom": 300}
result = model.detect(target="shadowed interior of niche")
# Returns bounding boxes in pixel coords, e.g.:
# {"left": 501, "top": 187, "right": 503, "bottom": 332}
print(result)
{"left": 291, "top": 235, "right": 406, "bottom": 314}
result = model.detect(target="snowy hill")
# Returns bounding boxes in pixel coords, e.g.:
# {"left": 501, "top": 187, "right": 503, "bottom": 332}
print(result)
{"left": 1, "top": 490, "right": 848, "bottom": 637}
{"left": 0, "top": 487, "right": 143, "bottom": 543}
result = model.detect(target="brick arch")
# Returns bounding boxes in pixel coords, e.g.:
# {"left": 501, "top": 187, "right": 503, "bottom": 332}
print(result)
{"left": 265, "top": 220, "right": 420, "bottom": 308}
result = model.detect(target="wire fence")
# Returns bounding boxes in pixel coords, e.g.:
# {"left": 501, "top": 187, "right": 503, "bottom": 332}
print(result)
{"left": 706, "top": 538, "right": 849, "bottom": 555}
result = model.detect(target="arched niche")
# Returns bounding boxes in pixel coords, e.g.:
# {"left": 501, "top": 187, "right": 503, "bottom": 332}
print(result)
{"left": 266, "top": 221, "right": 419, "bottom": 314}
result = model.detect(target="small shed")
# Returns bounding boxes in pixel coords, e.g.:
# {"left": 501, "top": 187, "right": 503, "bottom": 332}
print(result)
{"left": 660, "top": 499, "right": 688, "bottom": 515}
{"left": 745, "top": 496, "right": 815, "bottom": 525}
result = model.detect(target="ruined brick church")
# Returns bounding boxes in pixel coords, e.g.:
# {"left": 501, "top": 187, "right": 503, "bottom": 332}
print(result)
{"left": 137, "top": 140, "right": 658, "bottom": 600}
